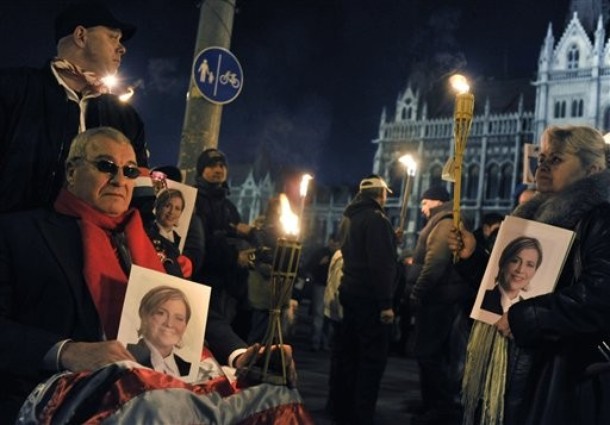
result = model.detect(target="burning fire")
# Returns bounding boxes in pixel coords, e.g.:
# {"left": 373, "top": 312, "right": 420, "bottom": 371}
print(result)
{"left": 279, "top": 193, "right": 299, "bottom": 236}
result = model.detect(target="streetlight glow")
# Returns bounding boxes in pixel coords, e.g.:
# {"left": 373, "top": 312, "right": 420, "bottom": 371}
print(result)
{"left": 101, "top": 74, "right": 118, "bottom": 90}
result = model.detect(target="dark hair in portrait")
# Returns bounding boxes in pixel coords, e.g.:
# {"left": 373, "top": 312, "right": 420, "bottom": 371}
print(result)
{"left": 495, "top": 236, "right": 543, "bottom": 291}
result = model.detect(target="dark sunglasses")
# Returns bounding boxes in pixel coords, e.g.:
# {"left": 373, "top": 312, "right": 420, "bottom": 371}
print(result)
{"left": 77, "top": 158, "right": 140, "bottom": 179}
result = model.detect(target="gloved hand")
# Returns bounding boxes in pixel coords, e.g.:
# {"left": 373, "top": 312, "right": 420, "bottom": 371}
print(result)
{"left": 177, "top": 255, "right": 193, "bottom": 278}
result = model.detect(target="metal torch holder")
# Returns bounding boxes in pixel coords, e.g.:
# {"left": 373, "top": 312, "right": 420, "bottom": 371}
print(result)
{"left": 239, "top": 237, "right": 302, "bottom": 386}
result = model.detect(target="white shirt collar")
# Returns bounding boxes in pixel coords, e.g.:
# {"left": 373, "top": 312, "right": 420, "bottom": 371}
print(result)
{"left": 143, "top": 339, "right": 181, "bottom": 377}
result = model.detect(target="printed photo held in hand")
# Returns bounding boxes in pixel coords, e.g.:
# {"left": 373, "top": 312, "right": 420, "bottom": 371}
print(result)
{"left": 117, "top": 265, "right": 211, "bottom": 383}
{"left": 470, "top": 216, "right": 574, "bottom": 325}
{"left": 161, "top": 180, "right": 197, "bottom": 253}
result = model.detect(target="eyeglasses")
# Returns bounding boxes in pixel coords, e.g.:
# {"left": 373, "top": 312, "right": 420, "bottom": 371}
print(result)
{"left": 76, "top": 158, "right": 140, "bottom": 179}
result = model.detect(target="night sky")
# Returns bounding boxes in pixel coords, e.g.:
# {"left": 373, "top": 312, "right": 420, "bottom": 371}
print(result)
{"left": 3, "top": 0, "right": 573, "bottom": 185}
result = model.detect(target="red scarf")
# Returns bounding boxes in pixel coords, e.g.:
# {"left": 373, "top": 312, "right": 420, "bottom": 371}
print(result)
{"left": 54, "top": 189, "right": 165, "bottom": 339}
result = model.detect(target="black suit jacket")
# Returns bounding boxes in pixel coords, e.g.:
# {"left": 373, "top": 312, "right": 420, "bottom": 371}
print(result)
{"left": 127, "top": 339, "right": 192, "bottom": 377}
{"left": 0, "top": 208, "right": 245, "bottom": 422}
{"left": 480, "top": 285, "right": 503, "bottom": 315}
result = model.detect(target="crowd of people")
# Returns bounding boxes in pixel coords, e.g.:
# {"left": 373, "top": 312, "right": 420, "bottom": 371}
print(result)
{"left": 2, "top": 2, "right": 610, "bottom": 425}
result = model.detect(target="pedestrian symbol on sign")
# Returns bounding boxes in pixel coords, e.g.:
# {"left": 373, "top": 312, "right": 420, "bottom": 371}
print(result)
{"left": 192, "top": 47, "right": 243, "bottom": 105}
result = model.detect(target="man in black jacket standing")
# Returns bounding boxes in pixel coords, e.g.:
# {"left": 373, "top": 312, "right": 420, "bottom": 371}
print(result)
{"left": 0, "top": 2, "right": 148, "bottom": 213}
{"left": 329, "top": 175, "right": 398, "bottom": 425}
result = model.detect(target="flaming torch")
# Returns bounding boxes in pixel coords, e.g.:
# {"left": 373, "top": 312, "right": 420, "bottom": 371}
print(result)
{"left": 398, "top": 154, "right": 417, "bottom": 234}
{"left": 238, "top": 175, "right": 312, "bottom": 386}
{"left": 449, "top": 74, "right": 474, "bottom": 261}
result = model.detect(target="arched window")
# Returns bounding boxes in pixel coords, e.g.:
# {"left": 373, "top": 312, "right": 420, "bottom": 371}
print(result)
{"left": 571, "top": 100, "right": 578, "bottom": 117}
{"left": 604, "top": 107, "right": 610, "bottom": 132}
{"left": 429, "top": 164, "right": 443, "bottom": 189}
{"left": 578, "top": 99, "right": 584, "bottom": 117}
{"left": 466, "top": 164, "right": 479, "bottom": 199}
{"left": 485, "top": 164, "right": 500, "bottom": 199}
{"left": 554, "top": 101, "right": 561, "bottom": 118}
{"left": 561, "top": 101, "right": 566, "bottom": 118}
{"left": 499, "top": 164, "right": 513, "bottom": 199}
{"left": 567, "top": 45, "right": 579, "bottom": 69}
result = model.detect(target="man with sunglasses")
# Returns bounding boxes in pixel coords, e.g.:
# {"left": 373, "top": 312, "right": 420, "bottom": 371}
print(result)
{"left": 0, "top": 128, "right": 296, "bottom": 422}
{"left": 0, "top": 2, "right": 148, "bottom": 214}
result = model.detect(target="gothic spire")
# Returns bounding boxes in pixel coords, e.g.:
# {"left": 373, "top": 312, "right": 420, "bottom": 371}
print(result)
{"left": 568, "top": 0, "right": 608, "bottom": 34}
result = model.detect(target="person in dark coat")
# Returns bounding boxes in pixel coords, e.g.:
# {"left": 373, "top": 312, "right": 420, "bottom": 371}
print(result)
{"left": 329, "top": 175, "right": 398, "bottom": 425}
{"left": 407, "top": 186, "right": 470, "bottom": 425}
{"left": 452, "top": 125, "right": 610, "bottom": 425}
{"left": 193, "top": 148, "right": 254, "bottom": 338}
{"left": 0, "top": 128, "right": 295, "bottom": 422}
{"left": 0, "top": 2, "right": 147, "bottom": 213}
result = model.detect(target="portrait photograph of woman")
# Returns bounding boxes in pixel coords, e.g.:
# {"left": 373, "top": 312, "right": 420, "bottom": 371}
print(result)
{"left": 163, "top": 180, "right": 197, "bottom": 253}
{"left": 127, "top": 285, "right": 193, "bottom": 377}
{"left": 117, "top": 266, "right": 211, "bottom": 383}
{"left": 479, "top": 236, "right": 543, "bottom": 315}
{"left": 470, "top": 216, "right": 574, "bottom": 325}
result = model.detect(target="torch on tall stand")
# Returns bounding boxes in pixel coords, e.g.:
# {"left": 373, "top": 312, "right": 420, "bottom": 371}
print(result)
{"left": 237, "top": 174, "right": 312, "bottom": 386}
{"left": 448, "top": 74, "right": 474, "bottom": 262}
{"left": 397, "top": 154, "right": 417, "bottom": 237}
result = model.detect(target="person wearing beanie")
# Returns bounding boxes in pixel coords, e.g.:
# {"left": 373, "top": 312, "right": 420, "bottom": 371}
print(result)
{"left": 0, "top": 2, "right": 147, "bottom": 213}
{"left": 328, "top": 174, "right": 398, "bottom": 424}
{"left": 193, "top": 148, "right": 253, "bottom": 338}
{"left": 406, "top": 185, "right": 471, "bottom": 425}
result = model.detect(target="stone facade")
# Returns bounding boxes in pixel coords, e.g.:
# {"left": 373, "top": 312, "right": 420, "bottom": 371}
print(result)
{"left": 230, "top": 11, "right": 610, "bottom": 245}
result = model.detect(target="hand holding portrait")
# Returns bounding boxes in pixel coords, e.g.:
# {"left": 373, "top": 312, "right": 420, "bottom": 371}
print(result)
{"left": 60, "top": 341, "right": 135, "bottom": 372}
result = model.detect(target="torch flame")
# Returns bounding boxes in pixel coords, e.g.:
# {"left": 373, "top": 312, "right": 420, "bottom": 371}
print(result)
{"left": 399, "top": 154, "right": 417, "bottom": 176}
{"left": 279, "top": 193, "right": 299, "bottom": 236}
{"left": 449, "top": 74, "right": 470, "bottom": 94}
{"left": 299, "top": 174, "right": 313, "bottom": 197}
{"left": 119, "top": 87, "right": 135, "bottom": 102}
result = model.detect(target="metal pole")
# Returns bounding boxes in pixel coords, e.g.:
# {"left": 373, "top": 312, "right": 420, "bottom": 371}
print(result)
{"left": 179, "top": 0, "right": 236, "bottom": 184}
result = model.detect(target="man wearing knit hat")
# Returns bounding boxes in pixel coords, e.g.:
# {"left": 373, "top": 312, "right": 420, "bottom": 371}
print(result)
{"left": 407, "top": 185, "right": 469, "bottom": 425}
{"left": 0, "top": 2, "right": 147, "bottom": 213}
{"left": 328, "top": 174, "right": 398, "bottom": 425}
{"left": 193, "top": 148, "right": 253, "bottom": 336}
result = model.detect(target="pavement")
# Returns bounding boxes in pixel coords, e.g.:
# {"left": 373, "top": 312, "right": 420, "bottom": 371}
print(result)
{"left": 289, "top": 301, "right": 420, "bottom": 424}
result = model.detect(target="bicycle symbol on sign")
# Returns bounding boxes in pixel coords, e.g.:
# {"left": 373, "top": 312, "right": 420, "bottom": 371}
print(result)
{"left": 219, "top": 71, "right": 241, "bottom": 89}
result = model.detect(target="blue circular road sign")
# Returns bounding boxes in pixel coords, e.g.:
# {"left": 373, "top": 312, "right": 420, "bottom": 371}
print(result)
{"left": 192, "top": 47, "right": 243, "bottom": 105}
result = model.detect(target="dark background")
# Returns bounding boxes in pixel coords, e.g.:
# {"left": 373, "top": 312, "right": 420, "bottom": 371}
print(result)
{"left": 2, "top": 0, "right": 572, "bottom": 185}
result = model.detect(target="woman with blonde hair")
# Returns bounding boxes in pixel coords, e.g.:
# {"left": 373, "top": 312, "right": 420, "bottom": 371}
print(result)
{"left": 452, "top": 125, "right": 610, "bottom": 425}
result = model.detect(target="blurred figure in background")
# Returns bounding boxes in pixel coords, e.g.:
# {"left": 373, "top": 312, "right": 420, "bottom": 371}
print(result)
{"left": 304, "top": 234, "right": 340, "bottom": 352}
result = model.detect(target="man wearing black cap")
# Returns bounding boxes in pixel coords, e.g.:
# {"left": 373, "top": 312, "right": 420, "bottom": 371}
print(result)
{"left": 193, "top": 148, "right": 254, "bottom": 336}
{"left": 407, "top": 185, "right": 470, "bottom": 425}
{"left": 329, "top": 175, "right": 398, "bottom": 425}
{"left": 0, "top": 2, "right": 147, "bottom": 213}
